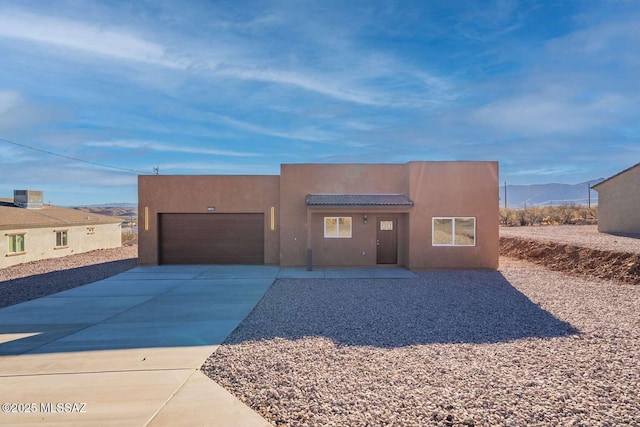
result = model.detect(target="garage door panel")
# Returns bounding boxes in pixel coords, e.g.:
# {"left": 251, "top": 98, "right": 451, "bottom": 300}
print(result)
{"left": 160, "top": 213, "right": 264, "bottom": 265}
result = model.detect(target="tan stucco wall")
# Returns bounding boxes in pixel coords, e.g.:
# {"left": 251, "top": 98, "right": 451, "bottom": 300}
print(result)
{"left": 138, "top": 175, "right": 280, "bottom": 265}
{"left": 407, "top": 161, "right": 499, "bottom": 269}
{"left": 1, "top": 223, "right": 121, "bottom": 269}
{"left": 137, "top": 162, "right": 499, "bottom": 269}
{"left": 595, "top": 165, "right": 640, "bottom": 234}
{"left": 279, "top": 163, "right": 409, "bottom": 266}
{"left": 279, "top": 162, "right": 498, "bottom": 269}
{"left": 306, "top": 211, "right": 410, "bottom": 267}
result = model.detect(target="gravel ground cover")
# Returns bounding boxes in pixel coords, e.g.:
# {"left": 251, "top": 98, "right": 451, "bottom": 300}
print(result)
{"left": 0, "top": 245, "right": 138, "bottom": 308}
{"left": 500, "top": 225, "right": 640, "bottom": 254}
{"left": 203, "top": 259, "right": 640, "bottom": 426}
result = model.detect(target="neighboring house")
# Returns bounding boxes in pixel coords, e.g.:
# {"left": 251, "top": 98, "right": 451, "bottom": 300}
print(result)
{"left": 592, "top": 162, "right": 640, "bottom": 235}
{"left": 1, "top": 190, "right": 123, "bottom": 269}
{"left": 139, "top": 161, "right": 499, "bottom": 269}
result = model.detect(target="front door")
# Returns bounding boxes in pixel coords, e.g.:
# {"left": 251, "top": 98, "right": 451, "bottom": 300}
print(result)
{"left": 377, "top": 217, "right": 397, "bottom": 264}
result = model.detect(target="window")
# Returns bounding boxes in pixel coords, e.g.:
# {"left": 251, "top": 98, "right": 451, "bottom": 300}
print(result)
{"left": 324, "top": 217, "right": 352, "bottom": 238}
{"left": 8, "top": 234, "right": 25, "bottom": 253}
{"left": 432, "top": 217, "right": 476, "bottom": 246}
{"left": 55, "top": 230, "right": 68, "bottom": 247}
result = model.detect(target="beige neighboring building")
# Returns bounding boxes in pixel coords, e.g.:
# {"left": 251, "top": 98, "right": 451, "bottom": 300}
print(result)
{"left": 139, "top": 161, "right": 499, "bottom": 270}
{"left": 593, "top": 162, "right": 640, "bottom": 235}
{"left": 1, "top": 191, "right": 122, "bottom": 269}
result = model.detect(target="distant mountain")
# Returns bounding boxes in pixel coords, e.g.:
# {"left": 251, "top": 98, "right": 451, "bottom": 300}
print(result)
{"left": 77, "top": 202, "right": 137, "bottom": 208}
{"left": 499, "top": 179, "right": 604, "bottom": 209}
{"left": 72, "top": 205, "right": 138, "bottom": 218}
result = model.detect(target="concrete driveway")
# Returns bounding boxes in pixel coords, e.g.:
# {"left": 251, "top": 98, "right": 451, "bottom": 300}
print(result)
{"left": 0, "top": 265, "right": 415, "bottom": 426}
{"left": 0, "top": 265, "right": 279, "bottom": 427}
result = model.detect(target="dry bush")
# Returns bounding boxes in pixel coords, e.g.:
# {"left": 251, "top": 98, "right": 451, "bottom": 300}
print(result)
{"left": 500, "top": 205, "right": 597, "bottom": 226}
{"left": 121, "top": 230, "right": 138, "bottom": 246}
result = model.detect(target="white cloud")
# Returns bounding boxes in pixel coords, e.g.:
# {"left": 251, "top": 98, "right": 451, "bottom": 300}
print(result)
{"left": 0, "top": 90, "right": 22, "bottom": 114}
{"left": 509, "top": 166, "right": 583, "bottom": 177}
{"left": 0, "top": 10, "right": 185, "bottom": 68}
{"left": 0, "top": 8, "right": 455, "bottom": 108}
{"left": 158, "top": 162, "right": 277, "bottom": 174}
{"left": 0, "top": 89, "right": 62, "bottom": 132}
{"left": 86, "top": 140, "right": 260, "bottom": 157}
{"left": 211, "top": 65, "right": 389, "bottom": 106}
{"left": 209, "top": 113, "right": 339, "bottom": 143}
{"left": 0, "top": 144, "right": 37, "bottom": 163}
{"left": 470, "top": 91, "right": 631, "bottom": 135}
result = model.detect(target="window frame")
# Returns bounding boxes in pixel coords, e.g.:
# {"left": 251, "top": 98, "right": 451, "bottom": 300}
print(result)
{"left": 55, "top": 230, "right": 69, "bottom": 248}
{"left": 323, "top": 216, "right": 353, "bottom": 239}
{"left": 7, "top": 233, "right": 26, "bottom": 254}
{"left": 432, "top": 217, "right": 476, "bottom": 247}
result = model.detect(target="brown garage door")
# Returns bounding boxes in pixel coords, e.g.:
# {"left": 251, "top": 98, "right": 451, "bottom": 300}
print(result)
{"left": 159, "top": 213, "right": 264, "bottom": 264}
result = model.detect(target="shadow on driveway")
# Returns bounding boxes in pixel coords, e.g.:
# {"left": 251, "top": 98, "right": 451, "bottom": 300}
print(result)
{"left": 224, "top": 270, "right": 578, "bottom": 347}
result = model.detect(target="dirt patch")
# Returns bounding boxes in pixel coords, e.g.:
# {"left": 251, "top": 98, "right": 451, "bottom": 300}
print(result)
{"left": 501, "top": 237, "right": 640, "bottom": 285}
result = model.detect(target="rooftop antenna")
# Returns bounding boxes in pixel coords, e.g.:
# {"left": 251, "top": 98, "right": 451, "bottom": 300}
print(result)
{"left": 153, "top": 166, "right": 159, "bottom": 175}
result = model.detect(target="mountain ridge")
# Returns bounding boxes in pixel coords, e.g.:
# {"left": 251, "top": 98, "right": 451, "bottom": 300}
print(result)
{"left": 500, "top": 179, "right": 603, "bottom": 208}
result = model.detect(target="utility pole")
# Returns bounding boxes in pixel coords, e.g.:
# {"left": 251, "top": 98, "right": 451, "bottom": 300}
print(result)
{"left": 504, "top": 181, "right": 507, "bottom": 210}
{"left": 588, "top": 181, "right": 591, "bottom": 208}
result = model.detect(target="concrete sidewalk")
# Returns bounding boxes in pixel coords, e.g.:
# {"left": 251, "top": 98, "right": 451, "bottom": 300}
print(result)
{"left": 0, "top": 265, "right": 415, "bottom": 426}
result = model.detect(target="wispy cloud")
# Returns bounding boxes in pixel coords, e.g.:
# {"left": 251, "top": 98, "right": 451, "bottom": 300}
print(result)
{"left": 0, "top": 10, "right": 185, "bottom": 68}
{"left": 469, "top": 92, "right": 631, "bottom": 135}
{"left": 209, "top": 113, "right": 339, "bottom": 143}
{"left": 158, "top": 162, "right": 277, "bottom": 174}
{"left": 0, "top": 89, "right": 62, "bottom": 132}
{"left": 86, "top": 140, "right": 260, "bottom": 157}
{"left": 0, "top": 7, "right": 455, "bottom": 109}
{"left": 509, "top": 165, "right": 584, "bottom": 177}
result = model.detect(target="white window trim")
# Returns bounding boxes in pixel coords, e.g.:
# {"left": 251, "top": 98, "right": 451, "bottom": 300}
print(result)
{"left": 432, "top": 217, "right": 476, "bottom": 247}
{"left": 324, "top": 216, "right": 352, "bottom": 238}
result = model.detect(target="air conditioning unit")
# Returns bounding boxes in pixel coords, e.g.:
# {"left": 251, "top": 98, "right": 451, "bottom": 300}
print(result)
{"left": 14, "top": 190, "right": 43, "bottom": 209}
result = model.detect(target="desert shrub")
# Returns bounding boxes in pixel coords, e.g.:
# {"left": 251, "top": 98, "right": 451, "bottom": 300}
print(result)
{"left": 500, "top": 205, "right": 598, "bottom": 226}
{"left": 121, "top": 230, "right": 138, "bottom": 246}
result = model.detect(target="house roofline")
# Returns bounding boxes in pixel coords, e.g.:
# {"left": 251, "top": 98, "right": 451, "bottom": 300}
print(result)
{"left": 592, "top": 162, "right": 640, "bottom": 190}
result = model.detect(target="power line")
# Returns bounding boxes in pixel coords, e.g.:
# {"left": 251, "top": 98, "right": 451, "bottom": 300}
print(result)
{"left": 0, "top": 137, "right": 151, "bottom": 175}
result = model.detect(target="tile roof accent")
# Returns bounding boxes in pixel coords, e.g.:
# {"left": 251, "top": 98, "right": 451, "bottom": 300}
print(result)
{"left": 306, "top": 194, "right": 414, "bottom": 207}
{"left": 0, "top": 199, "right": 122, "bottom": 230}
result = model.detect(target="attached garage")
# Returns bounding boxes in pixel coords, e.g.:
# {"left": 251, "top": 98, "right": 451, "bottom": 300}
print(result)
{"left": 159, "top": 213, "right": 264, "bottom": 265}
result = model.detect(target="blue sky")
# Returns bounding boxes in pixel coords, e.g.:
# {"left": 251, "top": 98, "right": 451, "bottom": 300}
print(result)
{"left": 0, "top": 0, "right": 638, "bottom": 205}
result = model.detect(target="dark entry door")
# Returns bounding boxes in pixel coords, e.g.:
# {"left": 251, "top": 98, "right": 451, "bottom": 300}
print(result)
{"left": 377, "top": 217, "right": 397, "bottom": 264}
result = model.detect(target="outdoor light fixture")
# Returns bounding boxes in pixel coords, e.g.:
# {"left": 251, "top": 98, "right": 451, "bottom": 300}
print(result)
{"left": 207, "top": 206, "right": 215, "bottom": 211}
{"left": 363, "top": 214, "right": 368, "bottom": 224}
{"left": 270, "top": 206, "right": 276, "bottom": 230}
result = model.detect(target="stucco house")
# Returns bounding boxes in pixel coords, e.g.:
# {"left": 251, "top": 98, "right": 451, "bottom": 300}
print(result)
{"left": 138, "top": 161, "right": 499, "bottom": 269}
{"left": 593, "top": 162, "right": 640, "bottom": 235}
{"left": 1, "top": 190, "right": 123, "bottom": 269}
